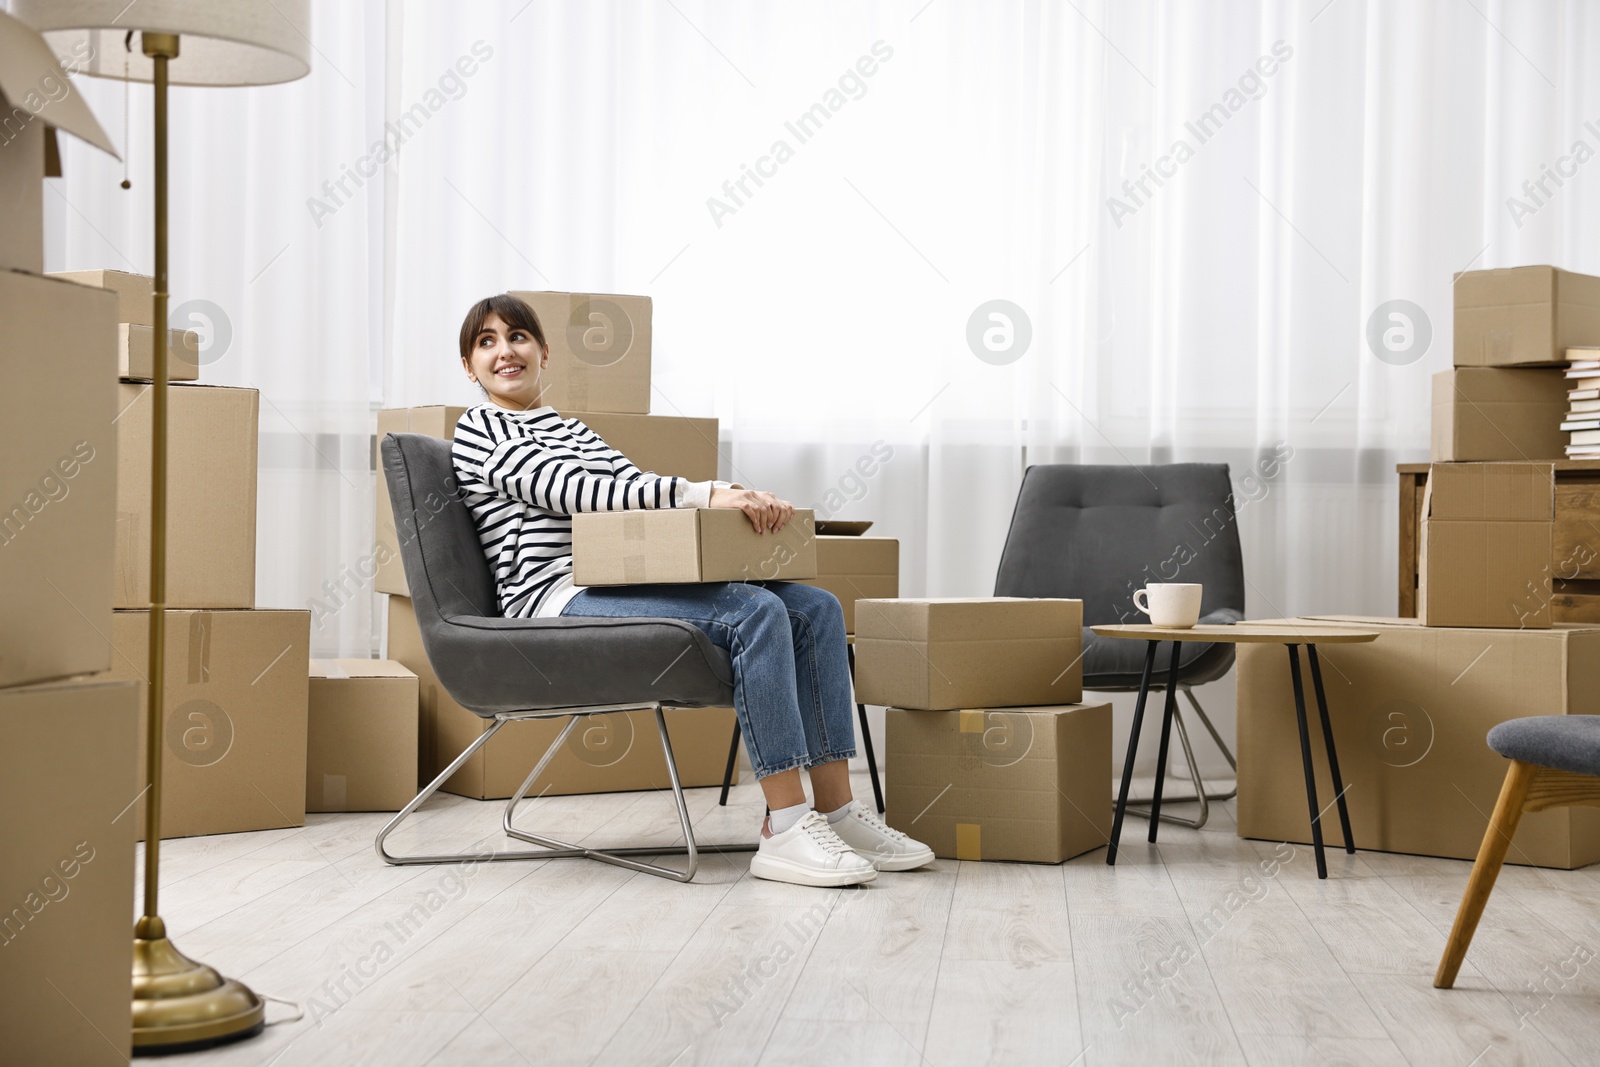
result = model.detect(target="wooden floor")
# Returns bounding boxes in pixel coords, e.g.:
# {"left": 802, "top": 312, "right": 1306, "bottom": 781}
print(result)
{"left": 148, "top": 772, "right": 1600, "bottom": 1066}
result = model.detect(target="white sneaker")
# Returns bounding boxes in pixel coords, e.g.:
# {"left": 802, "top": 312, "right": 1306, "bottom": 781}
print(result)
{"left": 828, "top": 802, "right": 936, "bottom": 871}
{"left": 749, "top": 810, "right": 878, "bottom": 887}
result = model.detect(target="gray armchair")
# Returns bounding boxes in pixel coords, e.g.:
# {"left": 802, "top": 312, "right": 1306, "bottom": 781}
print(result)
{"left": 372, "top": 432, "right": 756, "bottom": 881}
{"left": 994, "top": 463, "right": 1245, "bottom": 828}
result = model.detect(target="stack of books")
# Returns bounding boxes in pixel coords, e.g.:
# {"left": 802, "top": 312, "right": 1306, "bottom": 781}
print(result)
{"left": 1563, "top": 348, "right": 1600, "bottom": 458}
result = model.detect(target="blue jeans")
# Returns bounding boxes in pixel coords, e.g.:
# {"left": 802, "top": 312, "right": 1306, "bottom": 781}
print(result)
{"left": 558, "top": 581, "right": 857, "bottom": 779}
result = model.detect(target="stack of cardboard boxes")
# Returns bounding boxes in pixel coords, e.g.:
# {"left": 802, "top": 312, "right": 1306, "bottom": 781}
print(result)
{"left": 1239, "top": 264, "right": 1600, "bottom": 869}
{"left": 856, "top": 598, "right": 1112, "bottom": 864}
{"left": 41, "top": 265, "right": 318, "bottom": 842}
{"left": 0, "top": 22, "right": 134, "bottom": 1062}
{"left": 377, "top": 291, "right": 744, "bottom": 799}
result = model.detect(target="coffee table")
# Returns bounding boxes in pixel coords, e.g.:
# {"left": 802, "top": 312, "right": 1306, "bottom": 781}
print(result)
{"left": 1091, "top": 622, "right": 1381, "bottom": 879}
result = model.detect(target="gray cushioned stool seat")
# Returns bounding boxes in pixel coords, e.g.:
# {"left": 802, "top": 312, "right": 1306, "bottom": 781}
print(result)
{"left": 1487, "top": 716, "right": 1600, "bottom": 777}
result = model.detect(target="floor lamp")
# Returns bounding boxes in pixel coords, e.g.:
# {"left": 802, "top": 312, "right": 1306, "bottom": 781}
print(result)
{"left": 13, "top": 1, "right": 310, "bottom": 1055}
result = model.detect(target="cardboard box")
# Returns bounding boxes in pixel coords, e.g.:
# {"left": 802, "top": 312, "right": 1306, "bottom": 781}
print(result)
{"left": 573, "top": 508, "right": 817, "bottom": 585}
{"left": 115, "top": 382, "right": 258, "bottom": 608}
{"left": 119, "top": 324, "right": 201, "bottom": 381}
{"left": 854, "top": 598, "right": 1084, "bottom": 710}
{"left": 374, "top": 405, "right": 719, "bottom": 597}
{"left": 0, "top": 13, "right": 118, "bottom": 274}
{"left": 885, "top": 702, "right": 1111, "bottom": 863}
{"left": 1431, "top": 368, "right": 1567, "bottom": 461}
{"left": 48, "top": 268, "right": 154, "bottom": 327}
{"left": 387, "top": 594, "right": 736, "bottom": 799}
{"left": 798, "top": 535, "right": 899, "bottom": 634}
{"left": 1236, "top": 616, "right": 1600, "bottom": 869}
{"left": 0, "top": 114, "right": 45, "bottom": 274}
{"left": 557, "top": 409, "right": 719, "bottom": 481}
{"left": 508, "top": 291, "right": 651, "bottom": 413}
{"left": 306, "top": 659, "right": 419, "bottom": 813}
{"left": 0, "top": 676, "right": 138, "bottom": 1066}
{"left": 1454, "top": 265, "right": 1600, "bottom": 367}
{"left": 0, "top": 269, "right": 119, "bottom": 688}
{"left": 1418, "top": 462, "right": 1554, "bottom": 628}
{"left": 105, "top": 608, "right": 310, "bottom": 839}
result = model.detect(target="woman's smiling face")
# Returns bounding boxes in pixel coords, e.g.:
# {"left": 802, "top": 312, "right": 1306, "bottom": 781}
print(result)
{"left": 465, "top": 311, "right": 547, "bottom": 409}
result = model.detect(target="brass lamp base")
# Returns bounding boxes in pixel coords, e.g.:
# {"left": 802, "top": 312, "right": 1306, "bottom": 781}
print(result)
{"left": 132, "top": 917, "right": 264, "bottom": 1056}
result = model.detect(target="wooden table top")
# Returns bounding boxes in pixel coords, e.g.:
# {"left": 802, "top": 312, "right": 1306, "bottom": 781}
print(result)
{"left": 1091, "top": 623, "right": 1381, "bottom": 644}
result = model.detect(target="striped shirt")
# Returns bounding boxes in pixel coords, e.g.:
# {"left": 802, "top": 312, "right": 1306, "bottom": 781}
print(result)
{"left": 450, "top": 403, "right": 727, "bottom": 619}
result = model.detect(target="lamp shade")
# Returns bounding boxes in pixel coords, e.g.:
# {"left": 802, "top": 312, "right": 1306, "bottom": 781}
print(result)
{"left": 11, "top": 0, "right": 311, "bottom": 87}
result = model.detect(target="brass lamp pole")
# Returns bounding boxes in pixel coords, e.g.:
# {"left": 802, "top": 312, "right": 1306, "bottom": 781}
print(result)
{"left": 125, "top": 32, "right": 269, "bottom": 1055}
{"left": 12, "top": 0, "right": 311, "bottom": 1054}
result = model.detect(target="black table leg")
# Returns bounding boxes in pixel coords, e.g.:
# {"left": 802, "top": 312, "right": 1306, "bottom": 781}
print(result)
{"left": 847, "top": 643, "right": 885, "bottom": 813}
{"left": 858, "top": 703, "right": 884, "bottom": 813}
{"left": 718, "top": 719, "right": 742, "bottom": 807}
{"left": 1286, "top": 644, "right": 1328, "bottom": 879}
{"left": 1146, "top": 641, "right": 1184, "bottom": 842}
{"left": 1109, "top": 640, "right": 1160, "bottom": 865}
{"left": 1307, "top": 644, "right": 1355, "bottom": 855}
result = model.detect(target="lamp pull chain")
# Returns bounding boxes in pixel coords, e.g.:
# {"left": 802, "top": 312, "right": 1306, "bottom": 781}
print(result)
{"left": 121, "top": 32, "right": 131, "bottom": 189}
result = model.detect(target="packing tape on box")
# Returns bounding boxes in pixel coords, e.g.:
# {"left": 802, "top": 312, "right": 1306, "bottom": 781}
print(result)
{"left": 321, "top": 773, "right": 347, "bottom": 810}
{"left": 568, "top": 365, "right": 589, "bottom": 409}
{"left": 622, "top": 513, "right": 647, "bottom": 542}
{"left": 959, "top": 709, "right": 985, "bottom": 734}
{"left": 623, "top": 554, "right": 646, "bottom": 583}
{"left": 187, "top": 613, "right": 211, "bottom": 684}
{"left": 955, "top": 822, "right": 982, "bottom": 861}
{"left": 1490, "top": 329, "right": 1512, "bottom": 363}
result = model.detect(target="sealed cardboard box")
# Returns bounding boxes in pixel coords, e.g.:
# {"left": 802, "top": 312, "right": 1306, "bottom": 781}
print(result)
{"left": 1418, "top": 462, "right": 1554, "bottom": 628}
{"left": 885, "top": 702, "right": 1111, "bottom": 863}
{"left": 119, "top": 323, "right": 201, "bottom": 381}
{"left": 115, "top": 382, "right": 258, "bottom": 608}
{"left": 1454, "top": 265, "right": 1600, "bottom": 367}
{"left": 387, "top": 594, "right": 735, "bottom": 798}
{"left": 0, "top": 113, "right": 45, "bottom": 274}
{"left": 0, "top": 676, "right": 138, "bottom": 1066}
{"left": 855, "top": 598, "right": 1084, "bottom": 710}
{"left": 508, "top": 291, "right": 652, "bottom": 413}
{"left": 374, "top": 405, "right": 719, "bottom": 596}
{"left": 306, "top": 659, "right": 419, "bottom": 813}
{"left": 557, "top": 410, "right": 719, "bottom": 482}
{"left": 1236, "top": 616, "right": 1600, "bottom": 869}
{"left": 573, "top": 508, "right": 817, "bottom": 585}
{"left": 1431, "top": 368, "right": 1567, "bottom": 461}
{"left": 48, "top": 268, "right": 154, "bottom": 327}
{"left": 0, "top": 269, "right": 118, "bottom": 688}
{"left": 799, "top": 535, "right": 899, "bottom": 633}
{"left": 106, "top": 608, "right": 310, "bottom": 839}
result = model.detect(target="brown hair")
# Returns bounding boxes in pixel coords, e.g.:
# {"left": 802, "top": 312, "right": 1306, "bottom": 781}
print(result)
{"left": 458, "top": 293, "right": 547, "bottom": 364}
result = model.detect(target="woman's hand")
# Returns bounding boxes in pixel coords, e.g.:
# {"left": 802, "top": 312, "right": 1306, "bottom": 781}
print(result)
{"left": 709, "top": 486, "right": 795, "bottom": 534}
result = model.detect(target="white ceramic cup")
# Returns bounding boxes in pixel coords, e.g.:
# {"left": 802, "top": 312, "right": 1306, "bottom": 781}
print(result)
{"left": 1133, "top": 583, "right": 1203, "bottom": 629}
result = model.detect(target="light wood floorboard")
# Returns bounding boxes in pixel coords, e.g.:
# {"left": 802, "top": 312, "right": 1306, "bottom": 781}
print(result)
{"left": 137, "top": 774, "right": 1600, "bottom": 1066}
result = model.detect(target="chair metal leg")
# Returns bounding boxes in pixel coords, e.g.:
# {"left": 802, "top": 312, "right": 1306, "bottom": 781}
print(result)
{"left": 376, "top": 705, "right": 759, "bottom": 881}
{"left": 1146, "top": 642, "right": 1184, "bottom": 842}
{"left": 1435, "top": 759, "right": 1537, "bottom": 988}
{"left": 1126, "top": 704, "right": 1211, "bottom": 829}
{"left": 718, "top": 719, "right": 742, "bottom": 807}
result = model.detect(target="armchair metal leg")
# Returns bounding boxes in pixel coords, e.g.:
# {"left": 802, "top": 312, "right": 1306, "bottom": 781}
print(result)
{"left": 1125, "top": 685, "right": 1238, "bottom": 830}
{"left": 376, "top": 705, "right": 758, "bottom": 882}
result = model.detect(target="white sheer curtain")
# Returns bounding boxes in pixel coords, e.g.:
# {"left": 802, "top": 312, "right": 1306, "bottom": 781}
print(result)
{"left": 37, "top": 1, "right": 1600, "bottom": 776}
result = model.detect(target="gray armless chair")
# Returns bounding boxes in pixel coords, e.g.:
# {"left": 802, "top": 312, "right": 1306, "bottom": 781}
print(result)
{"left": 372, "top": 432, "right": 757, "bottom": 882}
{"left": 993, "top": 463, "right": 1245, "bottom": 828}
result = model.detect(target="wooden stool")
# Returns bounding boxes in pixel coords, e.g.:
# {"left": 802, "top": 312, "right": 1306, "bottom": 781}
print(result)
{"left": 1435, "top": 715, "right": 1600, "bottom": 988}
